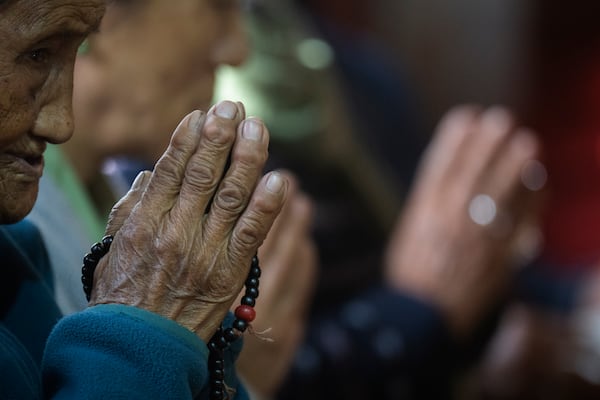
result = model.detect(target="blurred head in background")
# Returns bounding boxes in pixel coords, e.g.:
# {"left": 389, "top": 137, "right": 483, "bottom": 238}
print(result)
{"left": 70, "top": 0, "right": 249, "bottom": 167}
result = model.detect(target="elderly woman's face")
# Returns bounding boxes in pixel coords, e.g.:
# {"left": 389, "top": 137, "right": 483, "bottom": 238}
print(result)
{"left": 0, "top": 0, "right": 105, "bottom": 223}
{"left": 73, "top": 0, "right": 249, "bottom": 163}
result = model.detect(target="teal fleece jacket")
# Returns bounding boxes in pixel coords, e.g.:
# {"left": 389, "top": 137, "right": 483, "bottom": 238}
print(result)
{"left": 0, "top": 220, "right": 248, "bottom": 399}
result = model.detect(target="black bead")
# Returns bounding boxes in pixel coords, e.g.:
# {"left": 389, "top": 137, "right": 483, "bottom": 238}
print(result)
{"left": 251, "top": 255, "right": 259, "bottom": 268}
{"left": 209, "top": 389, "right": 223, "bottom": 400}
{"left": 241, "top": 296, "right": 255, "bottom": 307}
{"left": 208, "top": 341, "right": 221, "bottom": 354}
{"left": 224, "top": 328, "right": 238, "bottom": 342}
{"left": 83, "top": 254, "right": 97, "bottom": 267}
{"left": 209, "top": 358, "right": 224, "bottom": 369}
{"left": 102, "top": 235, "right": 113, "bottom": 248}
{"left": 211, "top": 379, "right": 224, "bottom": 389}
{"left": 216, "top": 335, "right": 229, "bottom": 349}
{"left": 90, "top": 242, "right": 105, "bottom": 257}
{"left": 81, "top": 274, "right": 91, "bottom": 285}
{"left": 250, "top": 266, "right": 261, "bottom": 278}
{"left": 245, "top": 287, "right": 259, "bottom": 298}
{"left": 245, "top": 277, "right": 259, "bottom": 288}
{"left": 233, "top": 319, "right": 247, "bottom": 332}
{"left": 212, "top": 368, "right": 225, "bottom": 380}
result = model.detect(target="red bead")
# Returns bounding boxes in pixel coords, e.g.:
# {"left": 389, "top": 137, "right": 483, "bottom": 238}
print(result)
{"left": 234, "top": 305, "right": 256, "bottom": 322}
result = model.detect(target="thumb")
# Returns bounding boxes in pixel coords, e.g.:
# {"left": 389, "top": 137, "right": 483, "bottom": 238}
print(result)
{"left": 104, "top": 170, "right": 151, "bottom": 236}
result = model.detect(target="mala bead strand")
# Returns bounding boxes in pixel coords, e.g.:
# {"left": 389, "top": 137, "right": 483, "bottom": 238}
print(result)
{"left": 208, "top": 254, "right": 261, "bottom": 400}
{"left": 81, "top": 235, "right": 113, "bottom": 301}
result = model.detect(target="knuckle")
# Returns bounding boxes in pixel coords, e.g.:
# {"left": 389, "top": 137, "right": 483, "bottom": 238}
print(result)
{"left": 234, "top": 216, "right": 265, "bottom": 249}
{"left": 214, "top": 178, "right": 248, "bottom": 214}
{"left": 170, "top": 128, "right": 192, "bottom": 150}
{"left": 155, "top": 215, "right": 195, "bottom": 257}
{"left": 155, "top": 231, "right": 187, "bottom": 259}
{"left": 203, "top": 121, "right": 236, "bottom": 147}
{"left": 184, "top": 157, "right": 219, "bottom": 193}
{"left": 253, "top": 190, "right": 283, "bottom": 214}
{"left": 118, "top": 223, "right": 154, "bottom": 247}
{"left": 155, "top": 153, "right": 185, "bottom": 181}
{"left": 232, "top": 145, "right": 267, "bottom": 167}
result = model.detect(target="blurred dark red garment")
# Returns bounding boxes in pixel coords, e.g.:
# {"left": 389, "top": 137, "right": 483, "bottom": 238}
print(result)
{"left": 538, "top": 52, "right": 600, "bottom": 267}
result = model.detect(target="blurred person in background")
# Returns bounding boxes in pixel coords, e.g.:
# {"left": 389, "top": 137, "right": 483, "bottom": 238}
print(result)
{"left": 373, "top": 0, "right": 600, "bottom": 398}
{"left": 212, "top": 1, "right": 546, "bottom": 398}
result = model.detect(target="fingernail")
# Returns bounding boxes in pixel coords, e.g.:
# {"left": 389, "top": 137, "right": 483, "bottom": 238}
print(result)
{"left": 243, "top": 119, "right": 263, "bottom": 141}
{"left": 266, "top": 172, "right": 284, "bottom": 193}
{"left": 131, "top": 170, "right": 149, "bottom": 190}
{"left": 187, "top": 110, "right": 204, "bottom": 133}
{"left": 215, "top": 101, "right": 237, "bottom": 119}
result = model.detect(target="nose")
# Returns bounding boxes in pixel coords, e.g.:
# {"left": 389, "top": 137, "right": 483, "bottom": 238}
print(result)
{"left": 32, "top": 67, "right": 75, "bottom": 144}
{"left": 212, "top": 9, "right": 250, "bottom": 67}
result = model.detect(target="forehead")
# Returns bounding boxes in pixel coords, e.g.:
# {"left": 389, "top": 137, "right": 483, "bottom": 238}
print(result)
{"left": 1, "top": 0, "right": 105, "bottom": 39}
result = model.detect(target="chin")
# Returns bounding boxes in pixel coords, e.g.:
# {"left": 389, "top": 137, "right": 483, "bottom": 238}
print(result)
{"left": 0, "top": 184, "right": 38, "bottom": 225}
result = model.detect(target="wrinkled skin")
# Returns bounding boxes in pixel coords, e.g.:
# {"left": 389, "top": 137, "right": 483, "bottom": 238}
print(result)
{"left": 236, "top": 173, "right": 318, "bottom": 397}
{"left": 385, "top": 106, "right": 542, "bottom": 336}
{"left": 69, "top": 0, "right": 249, "bottom": 180}
{"left": 92, "top": 101, "right": 288, "bottom": 341}
{"left": 0, "top": 0, "right": 105, "bottom": 222}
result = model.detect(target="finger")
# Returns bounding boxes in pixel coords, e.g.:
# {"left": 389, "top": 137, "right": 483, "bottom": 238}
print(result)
{"left": 476, "top": 129, "right": 540, "bottom": 239}
{"left": 485, "top": 129, "right": 539, "bottom": 211}
{"left": 254, "top": 238, "right": 318, "bottom": 327}
{"left": 203, "top": 117, "right": 269, "bottom": 242}
{"left": 138, "top": 110, "right": 206, "bottom": 214}
{"left": 259, "top": 191, "right": 314, "bottom": 296}
{"left": 258, "top": 171, "right": 300, "bottom": 263}
{"left": 174, "top": 101, "right": 245, "bottom": 229}
{"left": 415, "top": 105, "right": 480, "bottom": 193}
{"left": 228, "top": 171, "right": 288, "bottom": 270}
{"left": 105, "top": 170, "right": 151, "bottom": 236}
{"left": 452, "top": 107, "right": 515, "bottom": 199}
{"left": 282, "top": 239, "right": 318, "bottom": 315}
{"left": 263, "top": 239, "right": 318, "bottom": 323}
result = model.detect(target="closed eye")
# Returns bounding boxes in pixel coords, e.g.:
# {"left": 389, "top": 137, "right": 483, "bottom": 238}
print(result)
{"left": 27, "top": 48, "right": 51, "bottom": 64}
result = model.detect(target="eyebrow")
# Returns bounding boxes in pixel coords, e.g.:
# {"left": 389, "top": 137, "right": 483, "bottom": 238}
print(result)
{"left": 20, "top": 26, "right": 98, "bottom": 51}
{"left": 22, "top": 14, "right": 103, "bottom": 46}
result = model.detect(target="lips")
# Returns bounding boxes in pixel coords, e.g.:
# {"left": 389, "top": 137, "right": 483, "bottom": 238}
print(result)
{"left": 22, "top": 154, "right": 43, "bottom": 167}
{"left": 2, "top": 142, "right": 47, "bottom": 181}
{"left": 8, "top": 152, "right": 44, "bottom": 179}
